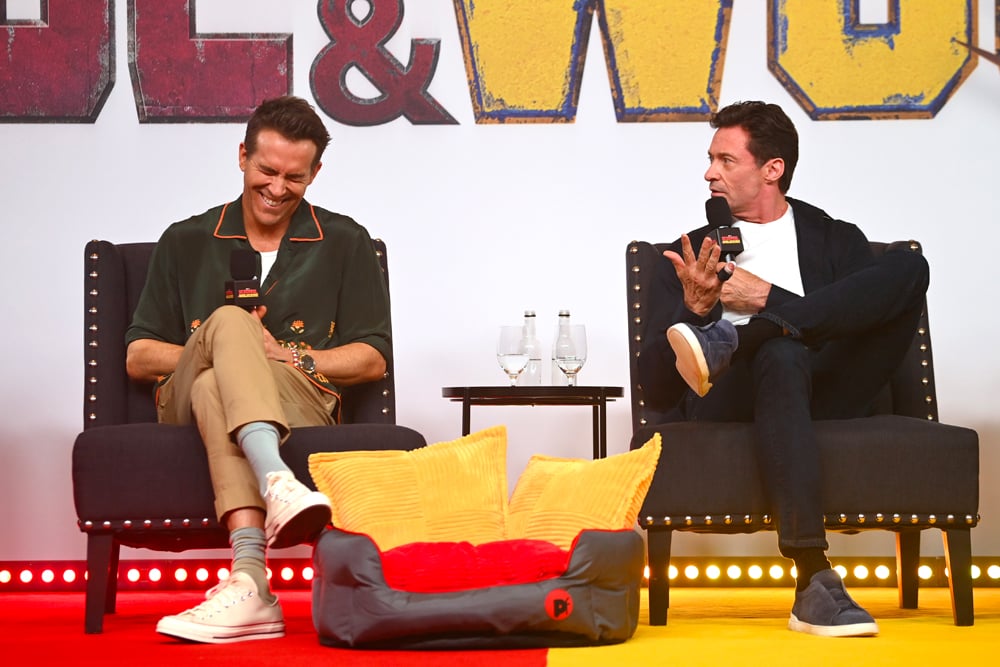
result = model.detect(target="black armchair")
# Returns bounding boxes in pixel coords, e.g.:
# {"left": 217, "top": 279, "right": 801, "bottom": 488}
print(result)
{"left": 72, "top": 239, "right": 426, "bottom": 633}
{"left": 625, "top": 240, "right": 979, "bottom": 626}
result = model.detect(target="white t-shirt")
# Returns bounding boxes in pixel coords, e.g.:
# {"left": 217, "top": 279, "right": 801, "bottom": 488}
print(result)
{"left": 722, "top": 205, "right": 804, "bottom": 325}
{"left": 260, "top": 250, "right": 278, "bottom": 281}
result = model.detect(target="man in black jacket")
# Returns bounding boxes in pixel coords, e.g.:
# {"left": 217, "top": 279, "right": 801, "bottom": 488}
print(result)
{"left": 639, "top": 101, "right": 929, "bottom": 637}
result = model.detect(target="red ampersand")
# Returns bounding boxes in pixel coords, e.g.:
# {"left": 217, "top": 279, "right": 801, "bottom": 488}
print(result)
{"left": 311, "top": 0, "right": 456, "bottom": 126}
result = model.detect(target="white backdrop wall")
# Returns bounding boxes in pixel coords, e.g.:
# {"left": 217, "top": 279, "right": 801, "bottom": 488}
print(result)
{"left": 1, "top": 1, "right": 997, "bottom": 564}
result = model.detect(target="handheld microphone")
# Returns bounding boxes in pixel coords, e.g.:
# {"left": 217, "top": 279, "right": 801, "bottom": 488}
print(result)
{"left": 705, "top": 198, "right": 743, "bottom": 282}
{"left": 224, "top": 249, "right": 261, "bottom": 310}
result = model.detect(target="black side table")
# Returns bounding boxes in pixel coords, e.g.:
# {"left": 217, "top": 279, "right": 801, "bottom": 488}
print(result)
{"left": 441, "top": 386, "right": 624, "bottom": 459}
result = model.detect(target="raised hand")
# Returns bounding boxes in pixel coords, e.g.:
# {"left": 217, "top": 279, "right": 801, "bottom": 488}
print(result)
{"left": 662, "top": 234, "right": 731, "bottom": 317}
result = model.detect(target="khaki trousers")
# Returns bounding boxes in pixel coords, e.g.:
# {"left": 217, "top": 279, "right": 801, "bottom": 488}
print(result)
{"left": 157, "top": 306, "right": 336, "bottom": 520}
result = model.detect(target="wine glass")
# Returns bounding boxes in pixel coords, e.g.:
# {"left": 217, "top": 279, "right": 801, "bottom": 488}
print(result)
{"left": 496, "top": 325, "right": 529, "bottom": 386}
{"left": 554, "top": 324, "right": 587, "bottom": 386}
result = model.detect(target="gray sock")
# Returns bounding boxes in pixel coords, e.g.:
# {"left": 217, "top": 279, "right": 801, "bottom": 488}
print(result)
{"left": 236, "top": 421, "right": 291, "bottom": 496}
{"left": 229, "top": 526, "right": 275, "bottom": 604}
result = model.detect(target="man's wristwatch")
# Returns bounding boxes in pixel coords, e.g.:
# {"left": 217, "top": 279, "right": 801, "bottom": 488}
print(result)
{"left": 289, "top": 347, "right": 315, "bottom": 373}
{"left": 300, "top": 354, "right": 316, "bottom": 373}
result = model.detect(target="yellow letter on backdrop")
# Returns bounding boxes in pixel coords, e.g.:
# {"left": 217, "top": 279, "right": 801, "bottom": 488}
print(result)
{"left": 452, "top": 1, "right": 733, "bottom": 123}
{"left": 768, "top": 0, "right": 978, "bottom": 119}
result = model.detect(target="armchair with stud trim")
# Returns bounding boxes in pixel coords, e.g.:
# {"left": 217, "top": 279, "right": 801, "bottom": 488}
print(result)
{"left": 72, "top": 238, "right": 426, "bottom": 634}
{"left": 624, "top": 239, "right": 980, "bottom": 626}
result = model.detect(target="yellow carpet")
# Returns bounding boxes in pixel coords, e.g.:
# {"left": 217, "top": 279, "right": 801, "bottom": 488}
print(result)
{"left": 550, "top": 588, "right": 1000, "bottom": 666}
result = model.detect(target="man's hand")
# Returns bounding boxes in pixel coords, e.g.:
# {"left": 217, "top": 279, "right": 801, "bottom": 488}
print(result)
{"left": 662, "top": 234, "right": 729, "bottom": 317}
{"left": 249, "top": 305, "right": 385, "bottom": 383}
{"left": 720, "top": 266, "right": 772, "bottom": 314}
{"left": 251, "top": 306, "right": 294, "bottom": 363}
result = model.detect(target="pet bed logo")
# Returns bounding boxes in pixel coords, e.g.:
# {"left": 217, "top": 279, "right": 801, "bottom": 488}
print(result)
{"left": 545, "top": 589, "right": 574, "bottom": 621}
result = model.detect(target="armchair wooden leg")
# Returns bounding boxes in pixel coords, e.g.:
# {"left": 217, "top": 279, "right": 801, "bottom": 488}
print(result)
{"left": 646, "top": 529, "right": 673, "bottom": 626}
{"left": 896, "top": 529, "right": 920, "bottom": 610}
{"left": 84, "top": 533, "right": 119, "bottom": 634}
{"left": 106, "top": 537, "right": 120, "bottom": 614}
{"left": 943, "top": 527, "right": 974, "bottom": 626}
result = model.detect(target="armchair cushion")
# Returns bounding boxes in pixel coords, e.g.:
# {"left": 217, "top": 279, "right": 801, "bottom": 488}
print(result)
{"left": 72, "top": 423, "right": 427, "bottom": 551}
{"left": 634, "top": 416, "right": 979, "bottom": 523}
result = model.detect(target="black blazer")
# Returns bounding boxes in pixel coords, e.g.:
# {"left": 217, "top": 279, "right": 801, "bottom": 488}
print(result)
{"left": 638, "top": 197, "right": 873, "bottom": 412}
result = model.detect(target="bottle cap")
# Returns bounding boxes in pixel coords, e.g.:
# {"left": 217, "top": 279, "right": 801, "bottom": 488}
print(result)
{"left": 524, "top": 310, "right": 536, "bottom": 317}
{"left": 558, "top": 309, "right": 570, "bottom": 316}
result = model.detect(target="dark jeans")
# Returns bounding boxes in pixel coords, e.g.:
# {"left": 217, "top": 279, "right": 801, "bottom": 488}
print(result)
{"left": 670, "top": 249, "right": 930, "bottom": 555}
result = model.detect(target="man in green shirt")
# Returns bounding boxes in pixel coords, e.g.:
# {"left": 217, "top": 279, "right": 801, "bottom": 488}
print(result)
{"left": 125, "top": 96, "right": 391, "bottom": 644}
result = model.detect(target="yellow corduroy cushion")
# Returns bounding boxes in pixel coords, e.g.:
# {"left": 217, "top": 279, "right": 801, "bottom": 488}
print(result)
{"left": 507, "top": 433, "right": 662, "bottom": 550}
{"left": 308, "top": 425, "right": 509, "bottom": 551}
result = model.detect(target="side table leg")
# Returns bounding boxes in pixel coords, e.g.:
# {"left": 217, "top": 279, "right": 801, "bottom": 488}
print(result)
{"left": 461, "top": 389, "right": 471, "bottom": 436}
{"left": 591, "top": 404, "right": 600, "bottom": 459}
{"left": 598, "top": 392, "right": 608, "bottom": 458}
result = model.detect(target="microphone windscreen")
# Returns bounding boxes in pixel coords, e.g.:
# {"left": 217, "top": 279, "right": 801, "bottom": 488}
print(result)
{"left": 230, "top": 249, "right": 258, "bottom": 281}
{"left": 705, "top": 197, "right": 733, "bottom": 230}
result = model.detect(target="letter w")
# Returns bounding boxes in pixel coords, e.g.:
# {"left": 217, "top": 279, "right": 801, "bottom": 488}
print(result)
{"left": 452, "top": 0, "right": 732, "bottom": 123}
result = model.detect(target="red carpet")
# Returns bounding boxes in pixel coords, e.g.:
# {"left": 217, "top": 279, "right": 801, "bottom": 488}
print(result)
{"left": 0, "top": 591, "right": 547, "bottom": 666}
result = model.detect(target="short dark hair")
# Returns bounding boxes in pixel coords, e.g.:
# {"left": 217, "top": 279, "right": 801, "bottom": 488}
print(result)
{"left": 244, "top": 96, "right": 331, "bottom": 168}
{"left": 710, "top": 101, "right": 798, "bottom": 193}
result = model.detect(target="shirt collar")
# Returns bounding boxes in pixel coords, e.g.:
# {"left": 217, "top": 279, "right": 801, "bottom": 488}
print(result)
{"left": 213, "top": 196, "right": 325, "bottom": 242}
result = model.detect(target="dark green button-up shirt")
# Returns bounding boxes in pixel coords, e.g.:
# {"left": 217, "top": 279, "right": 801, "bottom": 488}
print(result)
{"left": 126, "top": 196, "right": 392, "bottom": 397}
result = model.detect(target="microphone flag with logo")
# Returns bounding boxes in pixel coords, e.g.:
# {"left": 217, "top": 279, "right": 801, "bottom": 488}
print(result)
{"left": 225, "top": 249, "right": 261, "bottom": 310}
{"left": 705, "top": 197, "right": 744, "bottom": 281}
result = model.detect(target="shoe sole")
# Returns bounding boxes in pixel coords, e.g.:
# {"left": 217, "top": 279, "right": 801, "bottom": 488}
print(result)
{"left": 156, "top": 617, "right": 285, "bottom": 644}
{"left": 266, "top": 492, "right": 332, "bottom": 549}
{"left": 667, "top": 324, "right": 712, "bottom": 397}
{"left": 788, "top": 614, "right": 879, "bottom": 637}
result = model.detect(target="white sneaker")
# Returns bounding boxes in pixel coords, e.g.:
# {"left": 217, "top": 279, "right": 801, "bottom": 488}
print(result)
{"left": 156, "top": 572, "right": 285, "bottom": 644}
{"left": 263, "top": 471, "right": 332, "bottom": 549}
